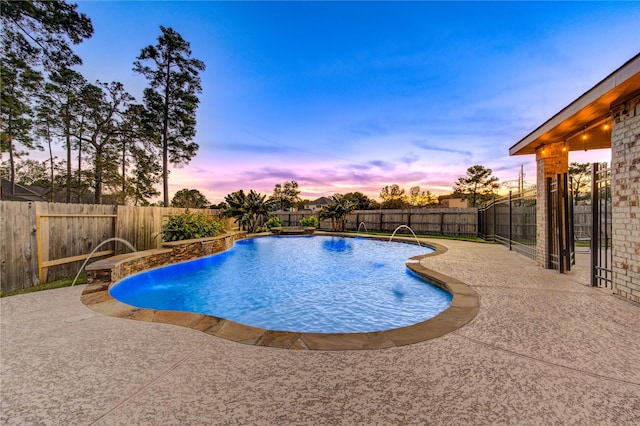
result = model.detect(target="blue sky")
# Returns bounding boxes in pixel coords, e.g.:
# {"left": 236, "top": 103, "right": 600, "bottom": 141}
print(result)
{"left": 71, "top": 1, "right": 640, "bottom": 203}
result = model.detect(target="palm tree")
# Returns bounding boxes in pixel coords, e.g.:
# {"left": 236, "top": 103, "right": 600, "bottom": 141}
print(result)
{"left": 319, "top": 203, "right": 338, "bottom": 231}
{"left": 224, "top": 189, "right": 274, "bottom": 233}
{"left": 319, "top": 195, "right": 355, "bottom": 231}
{"left": 245, "top": 190, "right": 274, "bottom": 232}
{"left": 224, "top": 190, "right": 249, "bottom": 231}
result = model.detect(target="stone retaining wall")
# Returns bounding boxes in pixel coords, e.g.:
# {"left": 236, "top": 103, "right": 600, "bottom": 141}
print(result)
{"left": 86, "top": 232, "right": 246, "bottom": 286}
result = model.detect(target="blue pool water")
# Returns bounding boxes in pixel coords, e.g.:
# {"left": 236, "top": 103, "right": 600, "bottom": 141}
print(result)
{"left": 110, "top": 236, "right": 452, "bottom": 333}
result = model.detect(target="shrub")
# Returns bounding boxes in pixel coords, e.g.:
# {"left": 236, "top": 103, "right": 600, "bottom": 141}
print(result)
{"left": 300, "top": 216, "right": 319, "bottom": 227}
{"left": 265, "top": 216, "right": 283, "bottom": 230}
{"left": 163, "top": 211, "right": 226, "bottom": 242}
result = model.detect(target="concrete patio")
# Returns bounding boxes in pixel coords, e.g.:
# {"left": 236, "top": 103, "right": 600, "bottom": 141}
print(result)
{"left": 1, "top": 239, "right": 639, "bottom": 425}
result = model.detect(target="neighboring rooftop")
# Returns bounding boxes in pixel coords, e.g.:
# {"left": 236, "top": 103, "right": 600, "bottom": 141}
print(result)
{"left": 307, "top": 196, "right": 332, "bottom": 205}
{"left": 0, "top": 178, "right": 48, "bottom": 202}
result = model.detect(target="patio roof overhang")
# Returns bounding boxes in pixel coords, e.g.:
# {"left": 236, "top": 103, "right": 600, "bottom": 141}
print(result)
{"left": 510, "top": 53, "right": 640, "bottom": 156}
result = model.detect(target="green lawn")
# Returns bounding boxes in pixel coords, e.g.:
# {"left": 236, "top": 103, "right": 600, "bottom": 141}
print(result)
{"left": 1, "top": 274, "right": 88, "bottom": 298}
{"left": 348, "top": 231, "right": 488, "bottom": 244}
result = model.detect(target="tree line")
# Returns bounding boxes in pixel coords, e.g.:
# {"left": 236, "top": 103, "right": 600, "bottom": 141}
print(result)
{"left": 215, "top": 167, "right": 499, "bottom": 232}
{"left": 1, "top": 1, "right": 205, "bottom": 206}
{"left": 167, "top": 166, "right": 502, "bottom": 234}
{"left": 169, "top": 166, "right": 500, "bottom": 211}
{"left": 211, "top": 162, "right": 592, "bottom": 232}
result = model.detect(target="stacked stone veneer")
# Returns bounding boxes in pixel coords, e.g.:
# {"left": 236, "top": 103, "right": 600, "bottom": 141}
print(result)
{"left": 611, "top": 96, "right": 640, "bottom": 304}
{"left": 86, "top": 232, "right": 246, "bottom": 286}
{"left": 535, "top": 142, "right": 569, "bottom": 267}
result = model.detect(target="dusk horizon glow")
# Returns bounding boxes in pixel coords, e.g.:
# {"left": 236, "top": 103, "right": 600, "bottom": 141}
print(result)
{"left": 46, "top": 2, "right": 640, "bottom": 203}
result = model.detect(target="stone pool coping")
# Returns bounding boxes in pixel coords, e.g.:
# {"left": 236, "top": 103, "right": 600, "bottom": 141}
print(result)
{"left": 81, "top": 233, "right": 478, "bottom": 351}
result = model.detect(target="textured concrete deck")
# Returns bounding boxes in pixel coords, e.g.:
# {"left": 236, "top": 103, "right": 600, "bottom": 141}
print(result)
{"left": 2, "top": 239, "right": 639, "bottom": 425}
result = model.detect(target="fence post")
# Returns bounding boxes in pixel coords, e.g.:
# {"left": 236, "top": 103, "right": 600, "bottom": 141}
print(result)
{"left": 509, "top": 191, "right": 512, "bottom": 251}
{"left": 492, "top": 196, "right": 496, "bottom": 241}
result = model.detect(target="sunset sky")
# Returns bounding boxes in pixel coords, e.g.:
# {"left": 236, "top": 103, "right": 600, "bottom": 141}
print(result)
{"left": 69, "top": 1, "right": 639, "bottom": 203}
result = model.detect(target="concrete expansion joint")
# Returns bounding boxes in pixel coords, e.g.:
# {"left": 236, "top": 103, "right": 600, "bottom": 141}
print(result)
{"left": 454, "top": 332, "right": 640, "bottom": 388}
{"left": 86, "top": 337, "right": 214, "bottom": 425}
{"left": 470, "top": 285, "right": 606, "bottom": 295}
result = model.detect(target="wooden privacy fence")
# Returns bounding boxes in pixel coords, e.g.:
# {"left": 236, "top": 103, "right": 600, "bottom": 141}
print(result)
{"left": 1, "top": 202, "right": 117, "bottom": 291}
{"left": 0, "top": 201, "right": 225, "bottom": 293}
{"left": 36, "top": 211, "right": 117, "bottom": 284}
{"left": 115, "top": 206, "right": 229, "bottom": 254}
{"left": 273, "top": 208, "right": 478, "bottom": 236}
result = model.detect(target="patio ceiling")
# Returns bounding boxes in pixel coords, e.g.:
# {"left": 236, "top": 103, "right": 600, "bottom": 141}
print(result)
{"left": 510, "top": 53, "right": 640, "bottom": 156}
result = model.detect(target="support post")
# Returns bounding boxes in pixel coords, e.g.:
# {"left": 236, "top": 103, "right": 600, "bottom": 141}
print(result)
{"left": 546, "top": 177, "right": 553, "bottom": 269}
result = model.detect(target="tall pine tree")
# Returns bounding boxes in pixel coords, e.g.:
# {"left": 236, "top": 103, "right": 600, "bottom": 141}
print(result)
{"left": 44, "top": 67, "right": 87, "bottom": 202}
{"left": 1, "top": 0, "right": 92, "bottom": 195}
{"left": 1, "top": 0, "right": 93, "bottom": 70}
{"left": 133, "top": 26, "right": 205, "bottom": 206}
{"left": 0, "top": 50, "right": 43, "bottom": 194}
{"left": 118, "top": 103, "right": 161, "bottom": 205}
{"left": 77, "top": 81, "right": 134, "bottom": 204}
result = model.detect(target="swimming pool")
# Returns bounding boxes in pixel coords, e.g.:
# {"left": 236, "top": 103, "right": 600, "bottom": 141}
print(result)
{"left": 110, "top": 236, "right": 452, "bottom": 333}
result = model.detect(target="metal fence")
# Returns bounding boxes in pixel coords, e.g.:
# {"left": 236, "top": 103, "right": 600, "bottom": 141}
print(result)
{"left": 478, "top": 187, "right": 537, "bottom": 261}
{"left": 547, "top": 173, "right": 575, "bottom": 272}
{"left": 591, "top": 163, "right": 612, "bottom": 288}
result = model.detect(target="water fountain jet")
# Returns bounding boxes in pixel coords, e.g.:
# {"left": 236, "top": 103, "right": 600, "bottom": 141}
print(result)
{"left": 71, "top": 237, "right": 136, "bottom": 286}
{"left": 389, "top": 225, "right": 421, "bottom": 247}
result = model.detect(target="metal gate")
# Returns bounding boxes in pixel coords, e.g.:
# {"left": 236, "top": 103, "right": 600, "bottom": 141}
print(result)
{"left": 591, "top": 163, "right": 613, "bottom": 287}
{"left": 547, "top": 173, "right": 575, "bottom": 272}
{"left": 477, "top": 187, "right": 537, "bottom": 261}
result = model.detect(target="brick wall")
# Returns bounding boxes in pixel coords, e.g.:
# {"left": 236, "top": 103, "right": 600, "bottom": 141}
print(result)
{"left": 535, "top": 142, "right": 569, "bottom": 267}
{"left": 611, "top": 96, "right": 640, "bottom": 303}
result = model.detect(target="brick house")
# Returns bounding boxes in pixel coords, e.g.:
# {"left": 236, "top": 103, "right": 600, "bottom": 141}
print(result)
{"left": 0, "top": 178, "right": 48, "bottom": 202}
{"left": 509, "top": 53, "right": 639, "bottom": 304}
{"left": 304, "top": 197, "right": 332, "bottom": 212}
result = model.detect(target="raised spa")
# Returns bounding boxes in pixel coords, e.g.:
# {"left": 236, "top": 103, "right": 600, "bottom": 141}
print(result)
{"left": 109, "top": 236, "right": 452, "bottom": 333}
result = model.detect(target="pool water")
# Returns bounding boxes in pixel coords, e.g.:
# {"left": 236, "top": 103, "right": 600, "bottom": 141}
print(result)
{"left": 109, "top": 236, "right": 452, "bottom": 333}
